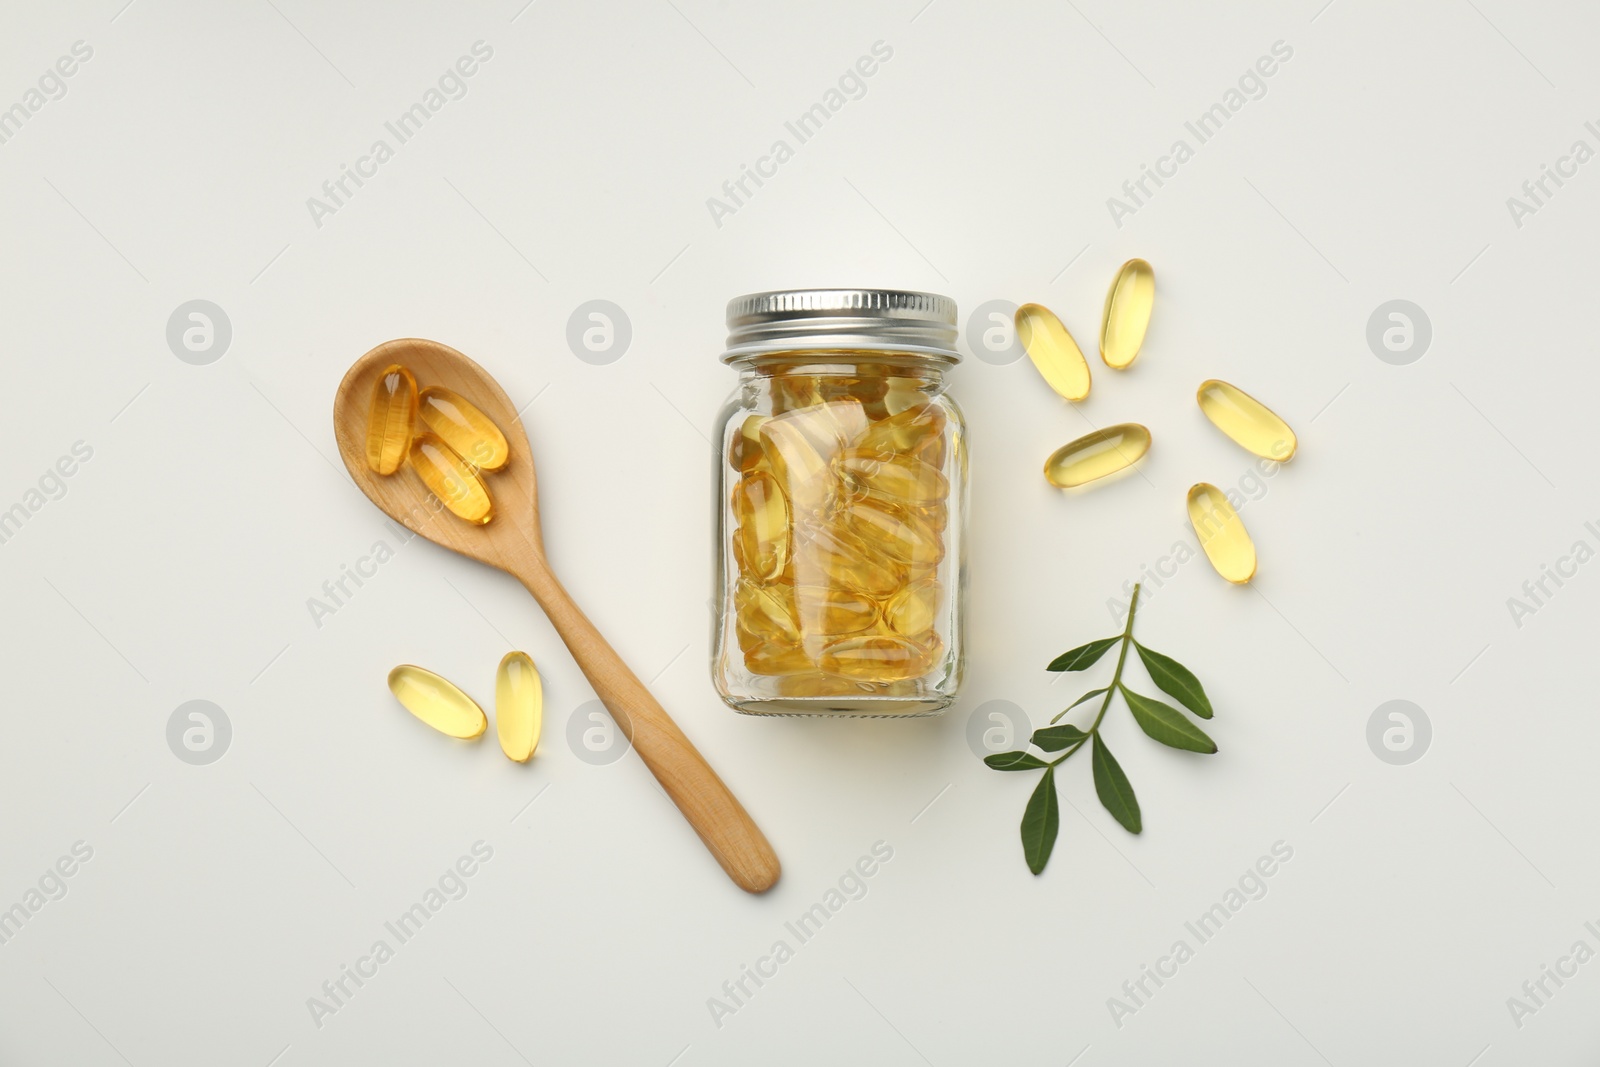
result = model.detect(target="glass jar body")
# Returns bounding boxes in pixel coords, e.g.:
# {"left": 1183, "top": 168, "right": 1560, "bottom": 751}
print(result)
{"left": 711, "top": 353, "right": 967, "bottom": 716}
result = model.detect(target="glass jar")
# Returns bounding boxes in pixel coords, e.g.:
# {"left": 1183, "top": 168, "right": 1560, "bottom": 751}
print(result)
{"left": 711, "top": 289, "right": 967, "bottom": 717}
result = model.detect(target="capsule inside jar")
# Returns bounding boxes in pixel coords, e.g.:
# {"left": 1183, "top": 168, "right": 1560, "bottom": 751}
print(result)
{"left": 884, "top": 578, "right": 940, "bottom": 636}
{"left": 819, "top": 634, "right": 938, "bottom": 682}
{"left": 840, "top": 499, "right": 944, "bottom": 568}
{"left": 731, "top": 471, "right": 790, "bottom": 581}
{"left": 794, "top": 586, "right": 880, "bottom": 641}
{"left": 728, "top": 415, "right": 769, "bottom": 474}
{"left": 791, "top": 524, "right": 905, "bottom": 598}
{"left": 838, "top": 450, "right": 949, "bottom": 507}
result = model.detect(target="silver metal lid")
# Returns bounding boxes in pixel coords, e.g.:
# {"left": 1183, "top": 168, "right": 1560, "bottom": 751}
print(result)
{"left": 723, "top": 288, "right": 960, "bottom": 363}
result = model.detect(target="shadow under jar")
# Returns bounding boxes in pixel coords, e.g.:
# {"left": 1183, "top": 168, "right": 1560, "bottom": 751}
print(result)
{"left": 712, "top": 289, "right": 968, "bottom": 717}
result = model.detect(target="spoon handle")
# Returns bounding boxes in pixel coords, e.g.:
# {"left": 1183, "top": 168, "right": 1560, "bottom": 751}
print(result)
{"left": 516, "top": 562, "right": 781, "bottom": 894}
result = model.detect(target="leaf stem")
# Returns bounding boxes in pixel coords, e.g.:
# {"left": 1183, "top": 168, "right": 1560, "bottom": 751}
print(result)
{"left": 1050, "top": 583, "right": 1141, "bottom": 765}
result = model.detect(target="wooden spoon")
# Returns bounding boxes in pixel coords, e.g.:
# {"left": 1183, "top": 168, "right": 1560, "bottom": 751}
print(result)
{"left": 333, "top": 338, "right": 780, "bottom": 894}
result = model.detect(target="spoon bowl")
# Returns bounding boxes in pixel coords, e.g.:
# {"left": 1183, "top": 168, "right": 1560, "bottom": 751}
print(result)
{"left": 333, "top": 339, "right": 543, "bottom": 568}
{"left": 333, "top": 338, "right": 780, "bottom": 893}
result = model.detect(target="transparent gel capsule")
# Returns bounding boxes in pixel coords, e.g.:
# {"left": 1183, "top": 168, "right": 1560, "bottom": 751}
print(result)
{"left": 909, "top": 630, "right": 945, "bottom": 661}
{"left": 727, "top": 414, "right": 769, "bottom": 474}
{"left": 854, "top": 376, "right": 898, "bottom": 420}
{"left": 745, "top": 642, "right": 815, "bottom": 677}
{"left": 365, "top": 364, "right": 418, "bottom": 475}
{"left": 856, "top": 403, "right": 946, "bottom": 458}
{"left": 911, "top": 502, "right": 949, "bottom": 537}
{"left": 418, "top": 386, "right": 509, "bottom": 471}
{"left": 388, "top": 664, "right": 487, "bottom": 739}
{"left": 819, "top": 634, "right": 936, "bottom": 682}
{"left": 851, "top": 373, "right": 927, "bottom": 421}
{"left": 794, "top": 586, "right": 879, "bottom": 640}
{"left": 791, "top": 525, "right": 903, "bottom": 597}
{"left": 1099, "top": 259, "right": 1155, "bottom": 369}
{"left": 771, "top": 374, "right": 823, "bottom": 414}
{"left": 732, "top": 602, "right": 764, "bottom": 652}
{"left": 841, "top": 500, "right": 944, "bottom": 568}
{"left": 1186, "top": 482, "right": 1257, "bottom": 583}
{"left": 880, "top": 377, "right": 934, "bottom": 419}
{"left": 760, "top": 401, "right": 867, "bottom": 513}
{"left": 915, "top": 432, "right": 949, "bottom": 471}
{"left": 732, "top": 471, "right": 791, "bottom": 581}
{"left": 838, "top": 450, "right": 949, "bottom": 508}
{"left": 1015, "top": 303, "right": 1091, "bottom": 401}
{"left": 735, "top": 579, "right": 800, "bottom": 645}
{"left": 810, "top": 399, "right": 871, "bottom": 451}
{"left": 1044, "top": 423, "right": 1152, "bottom": 488}
{"left": 409, "top": 432, "right": 495, "bottom": 525}
{"left": 1196, "top": 379, "right": 1297, "bottom": 461}
{"left": 885, "top": 579, "right": 941, "bottom": 636}
{"left": 759, "top": 420, "right": 829, "bottom": 498}
{"left": 821, "top": 372, "right": 888, "bottom": 413}
{"left": 495, "top": 651, "right": 542, "bottom": 762}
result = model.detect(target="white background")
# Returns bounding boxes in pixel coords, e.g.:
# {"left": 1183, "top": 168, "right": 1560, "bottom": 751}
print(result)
{"left": 1, "top": 0, "right": 1597, "bottom": 1063}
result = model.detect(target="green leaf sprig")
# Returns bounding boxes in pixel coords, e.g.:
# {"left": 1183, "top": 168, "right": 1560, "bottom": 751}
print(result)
{"left": 985, "top": 583, "right": 1217, "bottom": 874}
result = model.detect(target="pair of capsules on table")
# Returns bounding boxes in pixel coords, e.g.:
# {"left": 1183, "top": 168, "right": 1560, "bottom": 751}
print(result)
{"left": 389, "top": 656, "right": 542, "bottom": 762}
{"left": 1021, "top": 259, "right": 1297, "bottom": 584}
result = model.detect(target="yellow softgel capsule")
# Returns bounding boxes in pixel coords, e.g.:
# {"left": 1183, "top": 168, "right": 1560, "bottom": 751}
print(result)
{"left": 819, "top": 634, "right": 936, "bottom": 682}
{"left": 732, "top": 471, "right": 791, "bottom": 581}
{"left": 388, "top": 665, "right": 487, "bottom": 739}
{"left": 365, "top": 364, "right": 418, "bottom": 475}
{"left": 838, "top": 450, "right": 949, "bottom": 508}
{"left": 857, "top": 402, "right": 945, "bottom": 456}
{"left": 418, "top": 386, "right": 509, "bottom": 472}
{"left": 878, "top": 377, "right": 933, "bottom": 418}
{"left": 821, "top": 372, "right": 888, "bottom": 412}
{"left": 1100, "top": 259, "right": 1155, "bottom": 369}
{"left": 745, "top": 641, "right": 814, "bottom": 677}
{"left": 495, "top": 651, "right": 542, "bottom": 762}
{"left": 1044, "top": 423, "right": 1152, "bottom": 488}
{"left": 790, "top": 526, "right": 903, "bottom": 597}
{"left": 759, "top": 401, "right": 866, "bottom": 514}
{"left": 841, "top": 500, "right": 944, "bottom": 568}
{"left": 727, "top": 414, "right": 769, "bottom": 474}
{"left": 759, "top": 420, "right": 829, "bottom": 501}
{"left": 735, "top": 579, "right": 800, "bottom": 645}
{"left": 771, "top": 374, "right": 823, "bottom": 414}
{"left": 1196, "top": 379, "right": 1297, "bottom": 461}
{"left": 1186, "top": 482, "right": 1257, "bottom": 583}
{"left": 410, "top": 432, "right": 495, "bottom": 525}
{"left": 793, "top": 586, "right": 879, "bottom": 640}
{"left": 1015, "top": 303, "right": 1091, "bottom": 402}
{"left": 860, "top": 404, "right": 948, "bottom": 470}
{"left": 910, "top": 437, "right": 947, "bottom": 474}
{"left": 885, "top": 579, "right": 941, "bottom": 636}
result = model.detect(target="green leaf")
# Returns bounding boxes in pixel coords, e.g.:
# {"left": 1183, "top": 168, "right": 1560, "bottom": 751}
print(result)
{"left": 1047, "top": 637, "right": 1120, "bottom": 673}
{"left": 1050, "top": 687, "right": 1109, "bottom": 724}
{"left": 1021, "top": 766, "right": 1060, "bottom": 874}
{"left": 1134, "top": 642, "right": 1213, "bottom": 719}
{"left": 1121, "top": 686, "right": 1218, "bottom": 754}
{"left": 1092, "top": 735, "right": 1141, "bottom": 834}
{"left": 1031, "top": 724, "right": 1089, "bottom": 752}
{"left": 985, "top": 751, "right": 1049, "bottom": 771}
